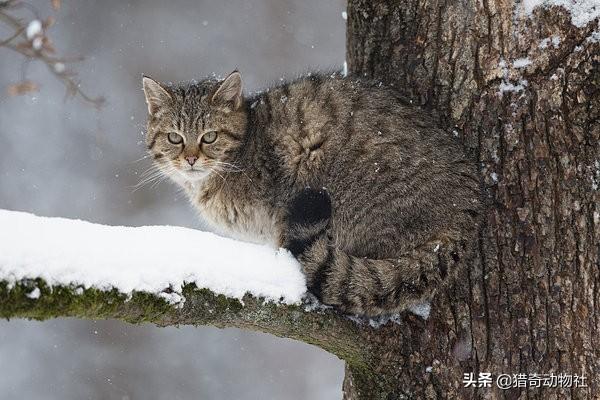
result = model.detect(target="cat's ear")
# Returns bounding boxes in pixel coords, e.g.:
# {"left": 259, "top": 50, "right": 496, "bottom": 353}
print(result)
{"left": 211, "top": 71, "right": 243, "bottom": 110}
{"left": 142, "top": 76, "right": 172, "bottom": 115}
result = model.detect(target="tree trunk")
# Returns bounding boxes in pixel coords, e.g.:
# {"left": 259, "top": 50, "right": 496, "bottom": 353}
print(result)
{"left": 344, "top": 0, "right": 599, "bottom": 398}
{"left": 1, "top": 1, "right": 598, "bottom": 399}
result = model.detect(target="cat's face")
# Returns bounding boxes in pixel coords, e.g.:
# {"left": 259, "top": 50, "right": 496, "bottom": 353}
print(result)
{"left": 142, "top": 71, "right": 247, "bottom": 183}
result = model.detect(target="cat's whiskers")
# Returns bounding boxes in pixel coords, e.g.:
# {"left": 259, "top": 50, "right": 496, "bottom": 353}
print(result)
{"left": 205, "top": 165, "right": 226, "bottom": 183}
{"left": 203, "top": 161, "right": 244, "bottom": 192}
{"left": 205, "top": 160, "right": 244, "bottom": 173}
{"left": 133, "top": 163, "right": 176, "bottom": 192}
{"left": 131, "top": 154, "right": 151, "bottom": 164}
{"left": 133, "top": 170, "right": 161, "bottom": 192}
{"left": 205, "top": 160, "right": 253, "bottom": 184}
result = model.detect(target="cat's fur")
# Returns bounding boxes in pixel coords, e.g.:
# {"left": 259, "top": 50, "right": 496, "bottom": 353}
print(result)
{"left": 142, "top": 71, "right": 483, "bottom": 317}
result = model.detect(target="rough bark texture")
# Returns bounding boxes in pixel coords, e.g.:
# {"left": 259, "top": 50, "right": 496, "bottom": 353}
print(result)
{"left": 1, "top": 1, "right": 598, "bottom": 399}
{"left": 344, "top": 0, "right": 599, "bottom": 398}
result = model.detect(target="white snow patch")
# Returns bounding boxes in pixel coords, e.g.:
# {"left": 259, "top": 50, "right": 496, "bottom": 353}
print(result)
{"left": 499, "top": 80, "right": 528, "bottom": 93}
{"left": 54, "top": 62, "right": 66, "bottom": 74}
{"left": 540, "top": 36, "right": 561, "bottom": 48}
{"left": 26, "top": 287, "right": 41, "bottom": 299}
{"left": 368, "top": 314, "right": 402, "bottom": 328}
{"left": 0, "top": 210, "right": 306, "bottom": 305}
{"left": 303, "top": 293, "right": 333, "bottom": 312}
{"left": 425, "top": 366, "right": 433, "bottom": 373}
{"left": 32, "top": 37, "right": 43, "bottom": 50}
{"left": 491, "top": 172, "right": 499, "bottom": 182}
{"left": 363, "top": 302, "right": 431, "bottom": 327}
{"left": 408, "top": 302, "right": 431, "bottom": 320}
{"left": 592, "top": 160, "right": 600, "bottom": 190}
{"left": 552, "top": 36, "right": 562, "bottom": 46}
{"left": 158, "top": 291, "right": 185, "bottom": 306}
{"left": 498, "top": 58, "right": 529, "bottom": 95}
{"left": 513, "top": 57, "right": 532, "bottom": 68}
{"left": 342, "top": 60, "right": 348, "bottom": 77}
{"left": 341, "top": 11, "right": 348, "bottom": 20}
{"left": 26, "top": 20, "right": 42, "bottom": 40}
{"left": 523, "top": 0, "right": 600, "bottom": 28}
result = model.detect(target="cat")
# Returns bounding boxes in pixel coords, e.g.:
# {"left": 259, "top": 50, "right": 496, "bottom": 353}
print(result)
{"left": 142, "top": 70, "right": 483, "bottom": 317}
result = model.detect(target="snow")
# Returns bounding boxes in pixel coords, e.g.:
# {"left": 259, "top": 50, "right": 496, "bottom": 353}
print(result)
{"left": 32, "top": 37, "right": 43, "bottom": 50}
{"left": 54, "top": 63, "right": 66, "bottom": 74}
{"left": 499, "top": 80, "right": 527, "bottom": 93}
{"left": 341, "top": 11, "right": 348, "bottom": 20}
{"left": 497, "top": 58, "right": 529, "bottom": 94}
{"left": 539, "top": 36, "right": 561, "bottom": 48}
{"left": 0, "top": 210, "right": 306, "bottom": 305}
{"left": 356, "top": 303, "right": 431, "bottom": 328}
{"left": 523, "top": 0, "right": 600, "bottom": 27}
{"left": 26, "top": 287, "right": 41, "bottom": 299}
{"left": 26, "top": 20, "right": 42, "bottom": 40}
{"left": 513, "top": 57, "right": 532, "bottom": 68}
{"left": 408, "top": 302, "right": 431, "bottom": 320}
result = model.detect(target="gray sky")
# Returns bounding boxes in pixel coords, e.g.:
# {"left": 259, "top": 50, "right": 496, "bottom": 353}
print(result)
{"left": 0, "top": 0, "right": 346, "bottom": 398}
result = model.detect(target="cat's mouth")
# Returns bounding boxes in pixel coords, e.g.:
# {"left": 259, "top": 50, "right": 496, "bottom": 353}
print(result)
{"left": 180, "top": 168, "right": 210, "bottom": 181}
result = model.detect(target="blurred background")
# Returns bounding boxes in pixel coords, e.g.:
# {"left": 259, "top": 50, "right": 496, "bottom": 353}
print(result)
{"left": 0, "top": 0, "right": 346, "bottom": 398}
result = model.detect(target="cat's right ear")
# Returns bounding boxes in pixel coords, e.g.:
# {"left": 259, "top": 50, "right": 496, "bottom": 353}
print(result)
{"left": 211, "top": 71, "right": 243, "bottom": 111}
{"left": 142, "top": 76, "right": 172, "bottom": 115}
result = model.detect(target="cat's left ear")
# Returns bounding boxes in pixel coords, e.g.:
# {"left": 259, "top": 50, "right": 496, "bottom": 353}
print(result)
{"left": 211, "top": 71, "right": 243, "bottom": 111}
{"left": 142, "top": 76, "right": 172, "bottom": 115}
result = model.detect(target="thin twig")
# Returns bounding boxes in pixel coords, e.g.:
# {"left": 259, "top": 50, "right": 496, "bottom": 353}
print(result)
{"left": 0, "top": 3, "right": 104, "bottom": 108}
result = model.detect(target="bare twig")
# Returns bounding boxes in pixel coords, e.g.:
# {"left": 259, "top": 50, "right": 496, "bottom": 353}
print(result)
{"left": 0, "top": 0, "right": 104, "bottom": 107}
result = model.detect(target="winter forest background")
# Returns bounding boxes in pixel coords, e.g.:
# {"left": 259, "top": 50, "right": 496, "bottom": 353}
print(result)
{"left": 0, "top": 0, "right": 346, "bottom": 398}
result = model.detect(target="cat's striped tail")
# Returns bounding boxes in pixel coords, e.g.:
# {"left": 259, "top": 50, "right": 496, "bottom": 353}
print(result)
{"left": 284, "top": 188, "right": 474, "bottom": 317}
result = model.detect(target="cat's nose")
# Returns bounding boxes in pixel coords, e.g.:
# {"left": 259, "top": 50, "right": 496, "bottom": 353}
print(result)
{"left": 185, "top": 156, "right": 198, "bottom": 166}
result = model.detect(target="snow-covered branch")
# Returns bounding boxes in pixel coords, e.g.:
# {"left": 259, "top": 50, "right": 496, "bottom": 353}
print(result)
{"left": 0, "top": 210, "right": 371, "bottom": 374}
{"left": 0, "top": 210, "right": 306, "bottom": 304}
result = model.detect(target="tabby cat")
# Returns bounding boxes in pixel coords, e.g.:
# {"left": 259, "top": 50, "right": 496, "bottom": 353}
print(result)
{"left": 142, "top": 70, "right": 482, "bottom": 317}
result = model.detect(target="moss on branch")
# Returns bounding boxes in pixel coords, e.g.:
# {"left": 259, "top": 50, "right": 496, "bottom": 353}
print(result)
{"left": 0, "top": 278, "right": 378, "bottom": 383}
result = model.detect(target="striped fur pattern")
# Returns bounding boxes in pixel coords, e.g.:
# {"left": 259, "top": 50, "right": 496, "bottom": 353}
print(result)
{"left": 142, "top": 71, "right": 483, "bottom": 316}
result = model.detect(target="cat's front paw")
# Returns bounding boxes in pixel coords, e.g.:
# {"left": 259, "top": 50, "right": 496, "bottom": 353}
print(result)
{"left": 288, "top": 187, "right": 332, "bottom": 226}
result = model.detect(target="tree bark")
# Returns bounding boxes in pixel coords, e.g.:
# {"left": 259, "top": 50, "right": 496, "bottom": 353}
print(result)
{"left": 1, "top": 1, "right": 598, "bottom": 399}
{"left": 344, "top": 0, "right": 599, "bottom": 398}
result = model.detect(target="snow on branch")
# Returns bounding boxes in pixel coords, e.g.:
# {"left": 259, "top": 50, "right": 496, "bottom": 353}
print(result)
{"left": 0, "top": 209, "right": 306, "bottom": 306}
{"left": 0, "top": 209, "right": 369, "bottom": 366}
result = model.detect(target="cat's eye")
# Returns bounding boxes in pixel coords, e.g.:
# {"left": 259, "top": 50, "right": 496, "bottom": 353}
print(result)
{"left": 202, "top": 131, "right": 218, "bottom": 144}
{"left": 167, "top": 132, "right": 183, "bottom": 145}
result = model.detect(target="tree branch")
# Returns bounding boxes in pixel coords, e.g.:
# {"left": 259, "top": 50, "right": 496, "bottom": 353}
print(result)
{"left": 0, "top": 277, "right": 383, "bottom": 392}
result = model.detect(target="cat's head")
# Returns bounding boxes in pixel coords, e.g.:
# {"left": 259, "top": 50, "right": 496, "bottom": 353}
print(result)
{"left": 142, "top": 71, "right": 248, "bottom": 182}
